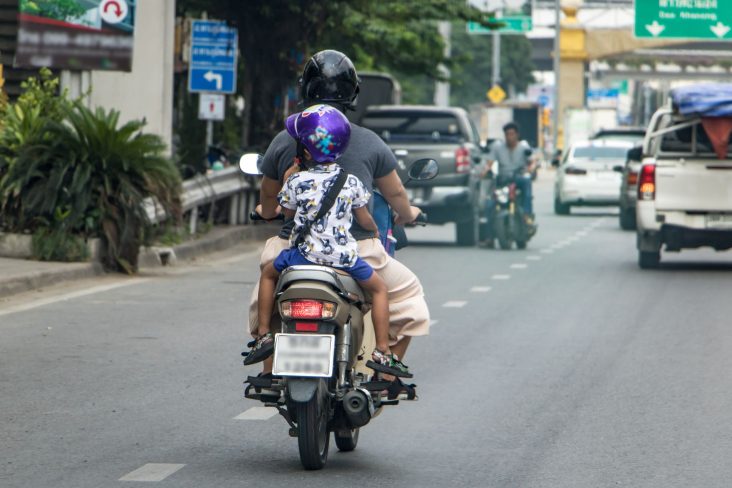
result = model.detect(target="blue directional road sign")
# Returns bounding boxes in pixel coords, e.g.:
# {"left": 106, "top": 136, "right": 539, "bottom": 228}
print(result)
{"left": 188, "top": 20, "right": 238, "bottom": 94}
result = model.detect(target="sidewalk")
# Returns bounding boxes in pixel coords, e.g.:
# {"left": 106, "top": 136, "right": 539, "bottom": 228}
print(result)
{"left": 0, "top": 224, "right": 278, "bottom": 299}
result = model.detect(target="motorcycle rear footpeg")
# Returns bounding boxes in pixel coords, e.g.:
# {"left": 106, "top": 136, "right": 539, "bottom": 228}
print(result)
{"left": 365, "top": 360, "right": 413, "bottom": 378}
{"left": 245, "top": 375, "right": 273, "bottom": 388}
{"left": 244, "top": 384, "right": 280, "bottom": 403}
{"left": 359, "top": 380, "right": 392, "bottom": 391}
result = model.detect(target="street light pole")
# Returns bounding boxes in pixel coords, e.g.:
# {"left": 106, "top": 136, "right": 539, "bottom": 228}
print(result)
{"left": 552, "top": 0, "right": 561, "bottom": 153}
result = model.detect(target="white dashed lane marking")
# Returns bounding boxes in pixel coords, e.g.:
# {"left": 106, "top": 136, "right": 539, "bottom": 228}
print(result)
{"left": 443, "top": 301, "right": 468, "bottom": 308}
{"left": 119, "top": 464, "right": 186, "bottom": 482}
{"left": 526, "top": 255, "right": 542, "bottom": 261}
{"left": 492, "top": 274, "right": 511, "bottom": 280}
{"left": 510, "top": 263, "right": 528, "bottom": 269}
{"left": 470, "top": 286, "right": 492, "bottom": 293}
{"left": 234, "top": 407, "right": 279, "bottom": 420}
{"left": 430, "top": 319, "right": 439, "bottom": 326}
{"left": 540, "top": 249, "right": 554, "bottom": 254}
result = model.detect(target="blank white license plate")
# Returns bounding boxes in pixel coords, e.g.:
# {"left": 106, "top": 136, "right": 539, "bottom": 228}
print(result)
{"left": 705, "top": 214, "right": 732, "bottom": 229}
{"left": 272, "top": 333, "right": 334, "bottom": 377}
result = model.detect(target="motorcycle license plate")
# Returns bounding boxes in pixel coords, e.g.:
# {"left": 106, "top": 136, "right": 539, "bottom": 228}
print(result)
{"left": 272, "top": 333, "right": 335, "bottom": 377}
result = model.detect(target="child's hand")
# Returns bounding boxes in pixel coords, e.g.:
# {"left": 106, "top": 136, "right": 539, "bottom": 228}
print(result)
{"left": 283, "top": 162, "right": 301, "bottom": 180}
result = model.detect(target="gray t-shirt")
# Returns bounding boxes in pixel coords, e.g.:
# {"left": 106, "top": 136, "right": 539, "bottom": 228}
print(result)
{"left": 261, "top": 123, "right": 397, "bottom": 240}
{"left": 489, "top": 140, "right": 532, "bottom": 176}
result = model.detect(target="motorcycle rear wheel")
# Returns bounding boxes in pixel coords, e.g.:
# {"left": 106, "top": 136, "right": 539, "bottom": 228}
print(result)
{"left": 334, "top": 428, "right": 359, "bottom": 452}
{"left": 296, "top": 390, "right": 330, "bottom": 470}
{"left": 494, "top": 217, "right": 512, "bottom": 250}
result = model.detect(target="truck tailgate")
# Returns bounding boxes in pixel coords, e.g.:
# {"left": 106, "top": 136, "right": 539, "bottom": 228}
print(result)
{"left": 656, "top": 160, "right": 732, "bottom": 211}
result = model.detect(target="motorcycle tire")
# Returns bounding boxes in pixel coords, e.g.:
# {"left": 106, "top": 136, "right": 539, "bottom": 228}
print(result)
{"left": 516, "top": 240, "right": 527, "bottom": 250}
{"left": 494, "top": 217, "right": 512, "bottom": 250}
{"left": 334, "top": 428, "right": 359, "bottom": 452}
{"left": 456, "top": 218, "right": 477, "bottom": 246}
{"left": 295, "top": 387, "right": 330, "bottom": 470}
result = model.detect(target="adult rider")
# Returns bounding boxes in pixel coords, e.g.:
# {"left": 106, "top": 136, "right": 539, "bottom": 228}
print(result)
{"left": 248, "top": 50, "right": 429, "bottom": 399}
{"left": 480, "top": 122, "right": 537, "bottom": 244}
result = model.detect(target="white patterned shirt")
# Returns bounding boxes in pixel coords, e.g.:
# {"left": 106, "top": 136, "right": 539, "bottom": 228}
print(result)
{"left": 278, "top": 165, "right": 370, "bottom": 268}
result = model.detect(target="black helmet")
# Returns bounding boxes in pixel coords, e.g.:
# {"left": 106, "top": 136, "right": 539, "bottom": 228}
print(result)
{"left": 299, "top": 50, "right": 360, "bottom": 109}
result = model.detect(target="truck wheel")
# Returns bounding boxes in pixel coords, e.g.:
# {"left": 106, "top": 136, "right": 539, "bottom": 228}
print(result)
{"left": 554, "top": 197, "right": 570, "bottom": 215}
{"left": 456, "top": 218, "right": 477, "bottom": 246}
{"left": 619, "top": 207, "right": 636, "bottom": 231}
{"left": 638, "top": 251, "right": 661, "bottom": 269}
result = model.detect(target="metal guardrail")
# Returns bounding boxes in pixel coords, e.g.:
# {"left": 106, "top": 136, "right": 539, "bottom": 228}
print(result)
{"left": 145, "top": 166, "right": 260, "bottom": 233}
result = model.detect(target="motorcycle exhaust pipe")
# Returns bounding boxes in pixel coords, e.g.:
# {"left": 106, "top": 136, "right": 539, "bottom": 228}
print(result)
{"left": 343, "top": 389, "right": 372, "bottom": 428}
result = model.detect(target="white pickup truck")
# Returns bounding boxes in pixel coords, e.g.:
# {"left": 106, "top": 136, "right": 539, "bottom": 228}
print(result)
{"left": 636, "top": 86, "right": 732, "bottom": 269}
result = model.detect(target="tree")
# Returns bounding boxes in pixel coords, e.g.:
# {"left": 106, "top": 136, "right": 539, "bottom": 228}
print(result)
{"left": 449, "top": 26, "right": 536, "bottom": 109}
{"left": 176, "top": 0, "right": 497, "bottom": 149}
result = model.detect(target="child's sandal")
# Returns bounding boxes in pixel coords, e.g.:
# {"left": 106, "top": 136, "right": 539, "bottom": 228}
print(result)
{"left": 242, "top": 333, "right": 274, "bottom": 365}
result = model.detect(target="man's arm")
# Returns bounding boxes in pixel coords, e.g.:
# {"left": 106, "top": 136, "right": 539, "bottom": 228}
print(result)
{"left": 481, "top": 159, "right": 496, "bottom": 178}
{"left": 353, "top": 206, "right": 379, "bottom": 237}
{"left": 375, "top": 170, "right": 421, "bottom": 225}
{"left": 256, "top": 176, "right": 283, "bottom": 220}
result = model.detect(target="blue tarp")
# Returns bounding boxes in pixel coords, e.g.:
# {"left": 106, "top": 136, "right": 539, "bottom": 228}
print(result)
{"left": 671, "top": 84, "right": 732, "bottom": 117}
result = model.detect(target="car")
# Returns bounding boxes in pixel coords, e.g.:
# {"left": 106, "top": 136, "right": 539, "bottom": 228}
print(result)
{"left": 361, "top": 105, "right": 482, "bottom": 245}
{"left": 616, "top": 145, "right": 643, "bottom": 230}
{"left": 554, "top": 139, "right": 636, "bottom": 215}
{"left": 591, "top": 127, "right": 646, "bottom": 145}
{"left": 636, "top": 84, "right": 732, "bottom": 269}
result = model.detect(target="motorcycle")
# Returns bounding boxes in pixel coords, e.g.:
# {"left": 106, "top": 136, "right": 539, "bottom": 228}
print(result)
{"left": 238, "top": 154, "right": 437, "bottom": 470}
{"left": 483, "top": 163, "right": 536, "bottom": 250}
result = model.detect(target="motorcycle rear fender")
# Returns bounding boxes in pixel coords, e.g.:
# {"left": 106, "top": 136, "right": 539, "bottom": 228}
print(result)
{"left": 287, "top": 378, "right": 322, "bottom": 403}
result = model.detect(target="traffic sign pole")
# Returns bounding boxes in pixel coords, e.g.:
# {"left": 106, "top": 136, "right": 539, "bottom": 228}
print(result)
{"left": 492, "top": 31, "right": 501, "bottom": 86}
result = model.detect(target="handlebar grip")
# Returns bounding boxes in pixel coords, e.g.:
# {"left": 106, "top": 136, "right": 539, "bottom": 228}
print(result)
{"left": 414, "top": 212, "right": 428, "bottom": 226}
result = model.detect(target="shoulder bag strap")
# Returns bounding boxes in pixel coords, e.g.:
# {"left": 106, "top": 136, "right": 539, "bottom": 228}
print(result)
{"left": 294, "top": 169, "right": 349, "bottom": 246}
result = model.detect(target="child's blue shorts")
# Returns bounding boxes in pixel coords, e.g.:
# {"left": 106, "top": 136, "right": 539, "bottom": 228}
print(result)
{"left": 273, "top": 248, "right": 374, "bottom": 282}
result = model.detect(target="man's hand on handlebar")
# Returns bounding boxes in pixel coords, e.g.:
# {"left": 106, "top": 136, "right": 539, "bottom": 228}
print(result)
{"left": 395, "top": 205, "right": 424, "bottom": 226}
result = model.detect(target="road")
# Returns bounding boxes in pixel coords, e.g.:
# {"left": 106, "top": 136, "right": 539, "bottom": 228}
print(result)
{"left": 2, "top": 173, "right": 732, "bottom": 487}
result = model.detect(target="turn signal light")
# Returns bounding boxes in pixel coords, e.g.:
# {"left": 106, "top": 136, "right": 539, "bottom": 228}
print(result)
{"left": 638, "top": 164, "right": 656, "bottom": 201}
{"left": 281, "top": 300, "right": 336, "bottom": 319}
{"left": 627, "top": 171, "right": 638, "bottom": 186}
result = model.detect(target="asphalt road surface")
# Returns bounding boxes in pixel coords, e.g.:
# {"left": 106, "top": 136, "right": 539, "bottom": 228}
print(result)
{"left": 2, "top": 173, "right": 732, "bottom": 487}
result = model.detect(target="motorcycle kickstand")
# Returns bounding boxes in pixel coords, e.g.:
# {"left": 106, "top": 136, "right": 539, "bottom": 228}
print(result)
{"left": 275, "top": 405, "right": 298, "bottom": 437}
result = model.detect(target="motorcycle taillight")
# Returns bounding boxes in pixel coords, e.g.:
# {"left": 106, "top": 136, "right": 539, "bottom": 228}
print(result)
{"left": 281, "top": 300, "right": 336, "bottom": 319}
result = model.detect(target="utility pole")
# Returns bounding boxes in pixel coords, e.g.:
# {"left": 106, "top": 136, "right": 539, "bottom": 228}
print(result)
{"left": 552, "top": 0, "right": 561, "bottom": 153}
{"left": 434, "top": 21, "right": 451, "bottom": 106}
{"left": 492, "top": 30, "right": 501, "bottom": 86}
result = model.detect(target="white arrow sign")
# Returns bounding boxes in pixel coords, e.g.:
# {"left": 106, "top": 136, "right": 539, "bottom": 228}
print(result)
{"left": 203, "top": 71, "right": 223, "bottom": 90}
{"left": 645, "top": 21, "right": 665, "bottom": 37}
{"left": 711, "top": 22, "right": 731, "bottom": 38}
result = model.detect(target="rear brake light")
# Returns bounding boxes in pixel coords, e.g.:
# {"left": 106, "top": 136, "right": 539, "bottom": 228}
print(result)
{"left": 455, "top": 147, "right": 470, "bottom": 174}
{"left": 281, "top": 300, "right": 336, "bottom": 319}
{"left": 565, "top": 166, "right": 587, "bottom": 175}
{"left": 295, "top": 322, "right": 319, "bottom": 332}
{"left": 638, "top": 164, "right": 655, "bottom": 201}
{"left": 627, "top": 171, "right": 638, "bottom": 186}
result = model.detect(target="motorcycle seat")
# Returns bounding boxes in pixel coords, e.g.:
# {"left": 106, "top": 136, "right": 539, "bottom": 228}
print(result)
{"left": 277, "top": 265, "right": 366, "bottom": 302}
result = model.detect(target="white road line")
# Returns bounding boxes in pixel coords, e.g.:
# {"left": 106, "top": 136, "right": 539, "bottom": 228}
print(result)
{"left": 119, "top": 463, "right": 185, "bottom": 482}
{"left": 234, "top": 407, "right": 278, "bottom": 420}
{"left": 510, "top": 263, "right": 528, "bottom": 269}
{"left": 430, "top": 319, "right": 439, "bottom": 326}
{"left": 442, "top": 301, "right": 467, "bottom": 308}
{"left": 492, "top": 274, "right": 511, "bottom": 280}
{"left": 0, "top": 279, "right": 150, "bottom": 318}
{"left": 576, "top": 231, "right": 588, "bottom": 236}
{"left": 470, "top": 286, "right": 492, "bottom": 293}
{"left": 526, "top": 256, "right": 542, "bottom": 261}
{"left": 540, "top": 249, "right": 554, "bottom": 254}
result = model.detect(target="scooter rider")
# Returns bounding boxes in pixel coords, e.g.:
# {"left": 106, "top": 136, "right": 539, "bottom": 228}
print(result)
{"left": 480, "top": 122, "right": 537, "bottom": 239}
{"left": 248, "top": 50, "right": 428, "bottom": 399}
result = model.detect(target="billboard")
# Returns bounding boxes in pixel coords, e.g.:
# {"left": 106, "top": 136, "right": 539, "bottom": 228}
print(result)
{"left": 16, "top": 0, "right": 136, "bottom": 71}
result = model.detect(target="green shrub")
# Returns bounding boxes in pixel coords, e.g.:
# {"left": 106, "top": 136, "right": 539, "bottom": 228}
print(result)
{"left": 1, "top": 102, "right": 182, "bottom": 273}
{"left": 32, "top": 228, "right": 89, "bottom": 262}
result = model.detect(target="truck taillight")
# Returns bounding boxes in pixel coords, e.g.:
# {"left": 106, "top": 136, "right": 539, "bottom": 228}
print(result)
{"left": 455, "top": 147, "right": 470, "bottom": 174}
{"left": 638, "top": 164, "right": 655, "bottom": 201}
{"left": 281, "top": 300, "right": 336, "bottom": 319}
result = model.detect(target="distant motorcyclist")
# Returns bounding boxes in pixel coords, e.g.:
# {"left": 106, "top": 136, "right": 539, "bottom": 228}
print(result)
{"left": 480, "top": 122, "right": 537, "bottom": 243}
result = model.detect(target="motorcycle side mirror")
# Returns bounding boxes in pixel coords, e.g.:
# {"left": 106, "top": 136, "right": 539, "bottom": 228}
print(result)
{"left": 613, "top": 165, "right": 624, "bottom": 173}
{"left": 239, "top": 153, "right": 263, "bottom": 175}
{"left": 408, "top": 158, "right": 439, "bottom": 181}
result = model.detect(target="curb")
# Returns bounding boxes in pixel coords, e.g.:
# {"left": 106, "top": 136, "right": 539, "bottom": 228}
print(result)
{"left": 0, "top": 262, "right": 104, "bottom": 299}
{"left": 0, "top": 224, "right": 279, "bottom": 299}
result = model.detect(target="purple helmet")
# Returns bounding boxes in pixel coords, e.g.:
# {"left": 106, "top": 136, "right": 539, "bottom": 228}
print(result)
{"left": 285, "top": 104, "right": 351, "bottom": 163}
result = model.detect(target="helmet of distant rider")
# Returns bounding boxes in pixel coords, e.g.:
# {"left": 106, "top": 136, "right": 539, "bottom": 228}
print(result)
{"left": 299, "top": 50, "right": 360, "bottom": 110}
{"left": 285, "top": 104, "right": 351, "bottom": 163}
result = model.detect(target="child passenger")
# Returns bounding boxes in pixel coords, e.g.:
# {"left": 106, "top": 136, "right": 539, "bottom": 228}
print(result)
{"left": 244, "top": 104, "right": 411, "bottom": 378}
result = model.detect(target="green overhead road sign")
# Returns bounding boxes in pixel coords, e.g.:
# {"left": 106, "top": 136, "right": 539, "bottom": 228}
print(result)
{"left": 635, "top": 0, "right": 732, "bottom": 40}
{"left": 467, "top": 17, "right": 532, "bottom": 34}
